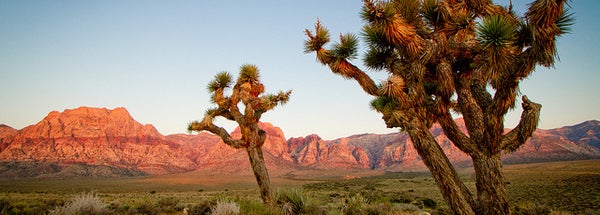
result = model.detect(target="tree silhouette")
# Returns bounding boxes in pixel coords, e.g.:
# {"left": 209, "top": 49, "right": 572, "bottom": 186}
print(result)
{"left": 304, "top": 0, "right": 571, "bottom": 214}
{"left": 188, "top": 64, "right": 291, "bottom": 205}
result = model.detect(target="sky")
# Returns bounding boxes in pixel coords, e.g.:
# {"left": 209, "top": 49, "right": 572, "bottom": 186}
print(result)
{"left": 1, "top": 1, "right": 599, "bottom": 140}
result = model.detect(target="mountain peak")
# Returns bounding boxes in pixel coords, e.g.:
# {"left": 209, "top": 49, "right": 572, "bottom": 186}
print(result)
{"left": 0, "top": 106, "right": 196, "bottom": 176}
{"left": 26, "top": 106, "right": 160, "bottom": 139}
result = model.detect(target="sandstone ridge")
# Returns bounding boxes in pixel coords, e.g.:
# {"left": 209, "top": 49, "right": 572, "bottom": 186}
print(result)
{"left": 1, "top": 107, "right": 599, "bottom": 177}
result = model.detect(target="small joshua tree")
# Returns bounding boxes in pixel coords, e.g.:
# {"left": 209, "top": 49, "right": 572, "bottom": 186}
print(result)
{"left": 188, "top": 64, "right": 291, "bottom": 205}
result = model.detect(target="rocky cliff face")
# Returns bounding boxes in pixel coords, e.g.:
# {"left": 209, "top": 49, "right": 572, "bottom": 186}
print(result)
{"left": 1, "top": 107, "right": 599, "bottom": 177}
{"left": 0, "top": 107, "right": 196, "bottom": 175}
{"left": 166, "top": 122, "right": 297, "bottom": 176}
{"left": 0, "top": 125, "right": 17, "bottom": 152}
{"left": 286, "top": 120, "right": 600, "bottom": 171}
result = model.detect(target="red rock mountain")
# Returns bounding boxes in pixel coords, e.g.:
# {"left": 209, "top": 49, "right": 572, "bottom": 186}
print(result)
{"left": 0, "top": 107, "right": 196, "bottom": 176}
{"left": 1, "top": 107, "right": 599, "bottom": 177}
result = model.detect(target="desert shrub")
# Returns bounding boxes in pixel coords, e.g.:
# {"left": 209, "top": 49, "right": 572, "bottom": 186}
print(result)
{"left": 188, "top": 200, "right": 216, "bottom": 215}
{"left": 49, "top": 191, "right": 113, "bottom": 215}
{"left": 156, "top": 196, "right": 180, "bottom": 213}
{"left": 174, "top": 202, "right": 188, "bottom": 212}
{"left": 342, "top": 194, "right": 368, "bottom": 215}
{"left": 210, "top": 200, "right": 240, "bottom": 215}
{"left": 275, "top": 188, "right": 318, "bottom": 215}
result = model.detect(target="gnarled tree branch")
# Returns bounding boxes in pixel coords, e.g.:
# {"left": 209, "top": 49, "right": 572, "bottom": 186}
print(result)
{"left": 501, "top": 96, "right": 542, "bottom": 151}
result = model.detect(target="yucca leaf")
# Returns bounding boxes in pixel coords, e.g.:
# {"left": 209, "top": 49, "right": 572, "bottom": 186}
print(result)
{"left": 370, "top": 95, "right": 398, "bottom": 114}
{"left": 332, "top": 33, "right": 359, "bottom": 60}
{"left": 238, "top": 64, "right": 260, "bottom": 83}
{"left": 361, "top": 0, "right": 395, "bottom": 23}
{"left": 476, "top": 15, "right": 517, "bottom": 48}
{"left": 304, "top": 20, "right": 330, "bottom": 53}
{"left": 362, "top": 25, "right": 391, "bottom": 48}
{"left": 393, "top": 0, "right": 421, "bottom": 26}
{"left": 364, "top": 46, "right": 393, "bottom": 71}
{"left": 207, "top": 71, "right": 232, "bottom": 93}
{"left": 556, "top": 8, "right": 574, "bottom": 35}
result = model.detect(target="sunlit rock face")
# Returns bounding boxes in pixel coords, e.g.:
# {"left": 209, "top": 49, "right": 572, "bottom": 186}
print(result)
{"left": 1, "top": 107, "right": 598, "bottom": 177}
{"left": 0, "top": 107, "right": 196, "bottom": 175}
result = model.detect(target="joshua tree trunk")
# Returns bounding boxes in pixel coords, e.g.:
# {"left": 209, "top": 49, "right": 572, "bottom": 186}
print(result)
{"left": 405, "top": 123, "right": 477, "bottom": 215}
{"left": 246, "top": 144, "right": 273, "bottom": 205}
{"left": 472, "top": 153, "right": 509, "bottom": 215}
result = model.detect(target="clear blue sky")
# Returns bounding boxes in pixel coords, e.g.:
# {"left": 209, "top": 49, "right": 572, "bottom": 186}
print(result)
{"left": 1, "top": 1, "right": 598, "bottom": 140}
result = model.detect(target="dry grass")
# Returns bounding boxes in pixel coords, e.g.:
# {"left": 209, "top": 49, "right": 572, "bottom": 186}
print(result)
{"left": 0, "top": 160, "right": 598, "bottom": 214}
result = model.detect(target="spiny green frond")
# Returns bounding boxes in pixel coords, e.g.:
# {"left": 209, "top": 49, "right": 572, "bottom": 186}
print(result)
{"left": 258, "top": 90, "right": 292, "bottom": 112}
{"left": 207, "top": 71, "right": 232, "bottom": 93}
{"left": 304, "top": 20, "right": 330, "bottom": 53}
{"left": 364, "top": 46, "right": 394, "bottom": 71}
{"left": 370, "top": 95, "right": 399, "bottom": 114}
{"left": 361, "top": 0, "right": 395, "bottom": 24}
{"left": 238, "top": 64, "right": 260, "bottom": 83}
{"left": 331, "top": 33, "right": 359, "bottom": 60}
{"left": 476, "top": 15, "right": 517, "bottom": 48}
{"left": 362, "top": 0, "right": 423, "bottom": 56}
{"left": 556, "top": 8, "right": 574, "bottom": 35}
{"left": 392, "top": 0, "right": 421, "bottom": 26}
{"left": 362, "top": 25, "right": 391, "bottom": 48}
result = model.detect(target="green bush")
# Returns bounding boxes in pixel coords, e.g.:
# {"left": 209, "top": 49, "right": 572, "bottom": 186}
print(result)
{"left": 342, "top": 194, "right": 368, "bottom": 215}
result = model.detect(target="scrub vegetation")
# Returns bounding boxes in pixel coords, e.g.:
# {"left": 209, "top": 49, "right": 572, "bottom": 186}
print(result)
{"left": 0, "top": 160, "right": 598, "bottom": 214}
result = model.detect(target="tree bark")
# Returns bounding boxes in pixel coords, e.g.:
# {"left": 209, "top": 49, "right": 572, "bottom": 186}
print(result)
{"left": 406, "top": 124, "right": 477, "bottom": 215}
{"left": 246, "top": 144, "right": 273, "bottom": 205}
{"left": 472, "top": 153, "right": 509, "bottom": 215}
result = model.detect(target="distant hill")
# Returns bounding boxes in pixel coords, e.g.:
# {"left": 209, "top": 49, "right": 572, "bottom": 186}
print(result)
{"left": 1, "top": 107, "right": 599, "bottom": 177}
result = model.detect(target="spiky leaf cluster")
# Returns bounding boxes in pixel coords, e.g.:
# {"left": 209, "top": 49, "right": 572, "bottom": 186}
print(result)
{"left": 332, "top": 34, "right": 359, "bottom": 60}
{"left": 476, "top": 15, "right": 516, "bottom": 48}
{"left": 207, "top": 72, "right": 232, "bottom": 93}
{"left": 238, "top": 64, "right": 260, "bottom": 83}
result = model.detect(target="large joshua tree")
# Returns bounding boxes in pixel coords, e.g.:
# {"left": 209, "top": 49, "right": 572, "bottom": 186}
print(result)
{"left": 305, "top": 0, "right": 571, "bottom": 214}
{"left": 188, "top": 64, "right": 291, "bottom": 205}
